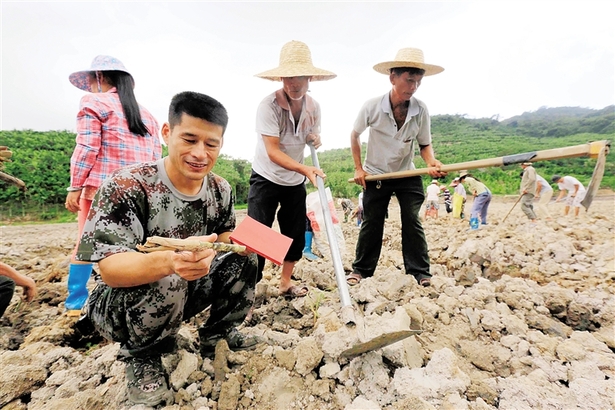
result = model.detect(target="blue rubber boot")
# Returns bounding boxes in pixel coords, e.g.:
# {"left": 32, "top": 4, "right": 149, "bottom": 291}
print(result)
{"left": 470, "top": 217, "right": 480, "bottom": 230}
{"left": 65, "top": 263, "right": 93, "bottom": 311}
{"left": 302, "top": 232, "right": 319, "bottom": 261}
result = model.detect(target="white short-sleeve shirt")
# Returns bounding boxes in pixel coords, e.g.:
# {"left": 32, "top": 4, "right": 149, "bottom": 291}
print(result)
{"left": 536, "top": 175, "right": 553, "bottom": 192}
{"left": 253, "top": 89, "right": 321, "bottom": 186}
{"left": 558, "top": 176, "right": 586, "bottom": 194}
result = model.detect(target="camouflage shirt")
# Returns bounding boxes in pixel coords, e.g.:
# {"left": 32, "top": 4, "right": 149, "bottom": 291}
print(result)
{"left": 77, "top": 158, "right": 235, "bottom": 262}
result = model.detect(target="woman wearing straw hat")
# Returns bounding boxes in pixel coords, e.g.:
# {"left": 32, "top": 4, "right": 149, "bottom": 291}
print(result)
{"left": 64, "top": 55, "right": 162, "bottom": 313}
{"left": 247, "top": 40, "right": 335, "bottom": 298}
{"left": 348, "top": 47, "right": 446, "bottom": 288}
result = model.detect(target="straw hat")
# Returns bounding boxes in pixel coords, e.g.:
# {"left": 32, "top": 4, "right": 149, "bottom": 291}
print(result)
{"left": 521, "top": 162, "right": 533, "bottom": 166}
{"left": 431, "top": 180, "right": 439, "bottom": 184}
{"left": 459, "top": 170, "right": 469, "bottom": 178}
{"left": 255, "top": 41, "right": 336, "bottom": 82}
{"left": 69, "top": 55, "right": 133, "bottom": 91}
{"left": 373, "top": 47, "right": 444, "bottom": 76}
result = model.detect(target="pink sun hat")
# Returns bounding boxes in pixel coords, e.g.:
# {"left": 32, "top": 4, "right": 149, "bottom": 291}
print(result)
{"left": 69, "top": 55, "right": 134, "bottom": 91}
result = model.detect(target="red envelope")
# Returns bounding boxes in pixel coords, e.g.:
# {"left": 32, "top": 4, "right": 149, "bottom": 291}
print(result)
{"left": 230, "top": 216, "right": 293, "bottom": 265}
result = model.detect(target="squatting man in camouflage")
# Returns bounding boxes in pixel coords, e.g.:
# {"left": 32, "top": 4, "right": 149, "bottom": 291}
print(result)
{"left": 76, "top": 92, "right": 259, "bottom": 407}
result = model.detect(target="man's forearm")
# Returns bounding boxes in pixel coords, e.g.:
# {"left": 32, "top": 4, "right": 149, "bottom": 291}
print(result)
{"left": 420, "top": 144, "right": 437, "bottom": 165}
{"left": 99, "top": 251, "right": 173, "bottom": 288}
{"left": 350, "top": 131, "right": 363, "bottom": 170}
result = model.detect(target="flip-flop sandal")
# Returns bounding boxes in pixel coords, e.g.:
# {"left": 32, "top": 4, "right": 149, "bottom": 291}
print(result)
{"left": 346, "top": 272, "right": 363, "bottom": 286}
{"left": 281, "top": 284, "right": 309, "bottom": 299}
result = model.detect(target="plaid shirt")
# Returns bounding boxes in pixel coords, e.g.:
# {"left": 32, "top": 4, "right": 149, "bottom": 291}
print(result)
{"left": 70, "top": 88, "right": 162, "bottom": 200}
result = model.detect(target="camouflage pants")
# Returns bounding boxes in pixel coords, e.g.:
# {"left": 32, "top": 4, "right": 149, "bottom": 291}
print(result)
{"left": 87, "top": 252, "right": 258, "bottom": 358}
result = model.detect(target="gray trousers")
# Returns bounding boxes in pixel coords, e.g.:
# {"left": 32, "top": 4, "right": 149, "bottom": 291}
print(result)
{"left": 88, "top": 252, "right": 258, "bottom": 358}
{"left": 521, "top": 193, "right": 537, "bottom": 220}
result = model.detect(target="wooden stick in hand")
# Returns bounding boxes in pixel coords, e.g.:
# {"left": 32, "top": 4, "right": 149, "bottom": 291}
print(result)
{"left": 136, "top": 236, "right": 246, "bottom": 254}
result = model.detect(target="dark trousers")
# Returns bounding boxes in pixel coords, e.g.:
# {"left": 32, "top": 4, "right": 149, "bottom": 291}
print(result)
{"left": 352, "top": 176, "right": 431, "bottom": 282}
{"left": 247, "top": 171, "right": 306, "bottom": 280}
{"left": 0, "top": 276, "right": 16, "bottom": 318}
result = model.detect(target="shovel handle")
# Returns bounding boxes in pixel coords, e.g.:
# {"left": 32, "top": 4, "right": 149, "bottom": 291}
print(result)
{"left": 502, "top": 195, "right": 523, "bottom": 223}
{"left": 348, "top": 140, "right": 610, "bottom": 183}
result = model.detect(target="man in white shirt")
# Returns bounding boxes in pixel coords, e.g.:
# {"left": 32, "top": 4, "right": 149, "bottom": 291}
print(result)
{"left": 552, "top": 174, "right": 587, "bottom": 217}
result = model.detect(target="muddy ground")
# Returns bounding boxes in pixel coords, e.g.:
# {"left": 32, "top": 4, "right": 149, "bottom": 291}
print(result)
{"left": 0, "top": 194, "right": 613, "bottom": 410}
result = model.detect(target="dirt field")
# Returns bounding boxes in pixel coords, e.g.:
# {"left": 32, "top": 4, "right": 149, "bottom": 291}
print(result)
{"left": 0, "top": 194, "right": 613, "bottom": 409}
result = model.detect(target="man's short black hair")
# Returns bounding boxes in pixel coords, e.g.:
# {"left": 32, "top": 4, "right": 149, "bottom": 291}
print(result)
{"left": 168, "top": 91, "right": 229, "bottom": 134}
{"left": 390, "top": 67, "right": 426, "bottom": 76}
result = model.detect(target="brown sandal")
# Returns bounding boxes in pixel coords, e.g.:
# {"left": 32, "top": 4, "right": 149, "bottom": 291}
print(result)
{"left": 346, "top": 272, "right": 363, "bottom": 286}
{"left": 419, "top": 277, "right": 431, "bottom": 287}
{"left": 280, "top": 284, "right": 309, "bottom": 299}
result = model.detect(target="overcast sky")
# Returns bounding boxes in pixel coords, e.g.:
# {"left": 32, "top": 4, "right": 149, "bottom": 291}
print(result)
{"left": 2, "top": 1, "right": 613, "bottom": 161}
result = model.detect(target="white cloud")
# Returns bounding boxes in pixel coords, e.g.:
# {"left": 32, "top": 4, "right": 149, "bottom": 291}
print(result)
{"left": 1, "top": 1, "right": 613, "bottom": 161}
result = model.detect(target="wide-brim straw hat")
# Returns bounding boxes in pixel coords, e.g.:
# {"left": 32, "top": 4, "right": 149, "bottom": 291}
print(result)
{"left": 459, "top": 170, "right": 469, "bottom": 179}
{"left": 373, "top": 47, "right": 444, "bottom": 76}
{"left": 69, "top": 55, "right": 133, "bottom": 91}
{"left": 521, "top": 162, "right": 533, "bottom": 166}
{"left": 255, "top": 40, "right": 336, "bottom": 82}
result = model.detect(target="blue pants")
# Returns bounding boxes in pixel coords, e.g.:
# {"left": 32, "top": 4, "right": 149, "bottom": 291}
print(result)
{"left": 471, "top": 192, "right": 492, "bottom": 224}
{"left": 352, "top": 176, "right": 431, "bottom": 282}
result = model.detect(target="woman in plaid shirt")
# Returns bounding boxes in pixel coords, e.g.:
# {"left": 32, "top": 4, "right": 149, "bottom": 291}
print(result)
{"left": 64, "top": 55, "right": 162, "bottom": 313}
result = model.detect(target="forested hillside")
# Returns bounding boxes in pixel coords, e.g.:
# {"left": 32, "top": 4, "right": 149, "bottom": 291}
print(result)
{"left": 1, "top": 106, "right": 613, "bottom": 214}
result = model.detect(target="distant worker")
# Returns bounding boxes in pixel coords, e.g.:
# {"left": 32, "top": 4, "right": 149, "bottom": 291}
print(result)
{"left": 519, "top": 162, "right": 537, "bottom": 223}
{"left": 337, "top": 198, "right": 354, "bottom": 223}
{"left": 459, "top": 171, "right": 492, "bottom": 227}
{"left": 450, "top": 177, "right": 467, "bottom": 219}
{"left": 552, "top": 174, "right": 586, "bottom": 217}
{"left": 355, "top": 191, "right": 364, "bottom": 226}
{"left": 535, "top": 173, "right": 553, "bottom": 220}
{"left": 424, "top": 179, "right": 440, "bottom": 219}
{"left": 440, "top": 184, "right": 453, "bottom": 214}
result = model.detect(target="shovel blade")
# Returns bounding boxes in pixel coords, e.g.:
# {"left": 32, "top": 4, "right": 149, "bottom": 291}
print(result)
{"left": 340, "top": 329, "right": 423, "bottom": 359}
{"left": 581, "top": 145, "right": 608, "bottom": 211}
